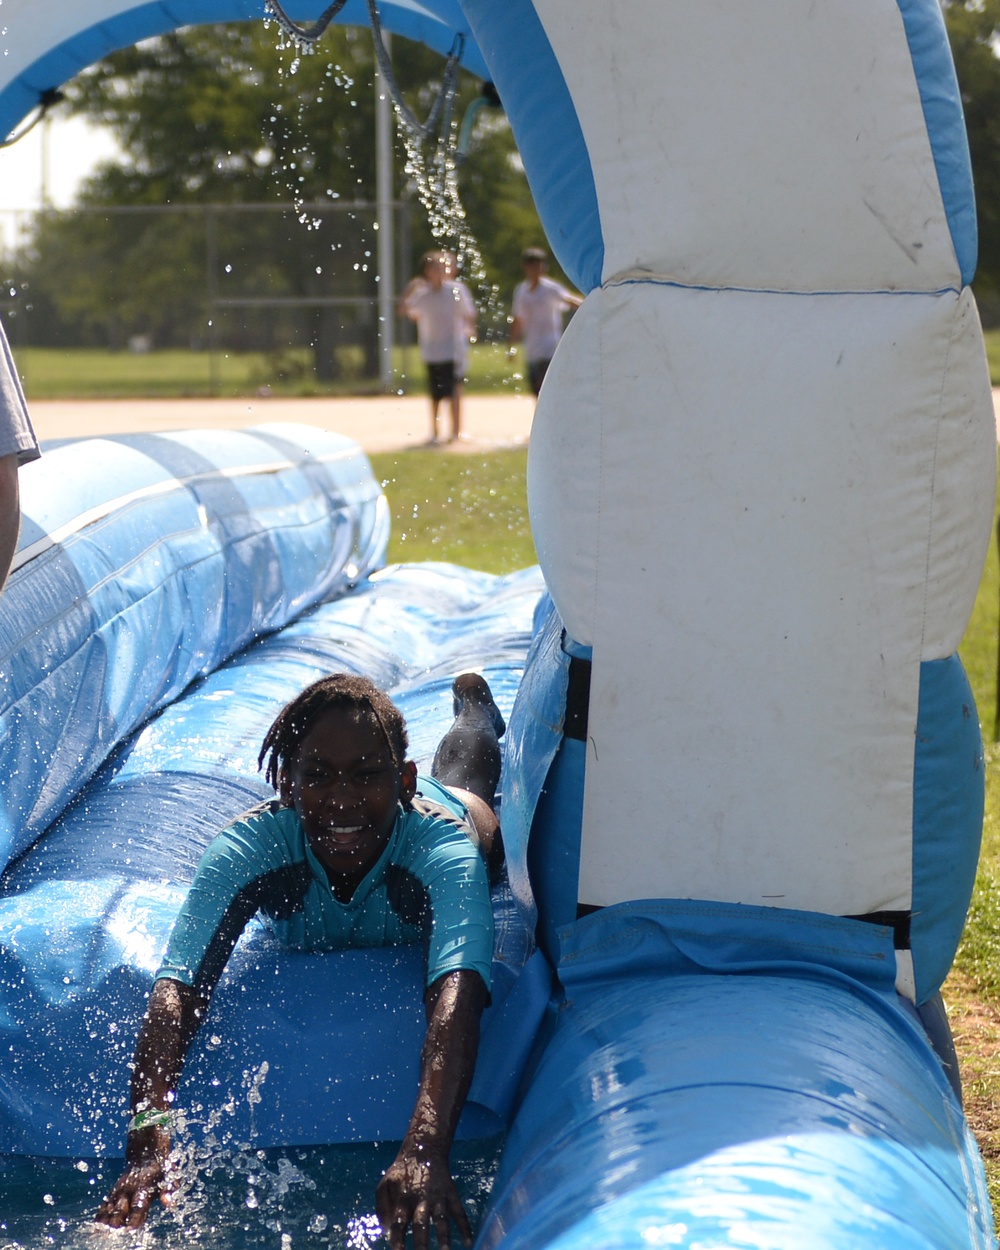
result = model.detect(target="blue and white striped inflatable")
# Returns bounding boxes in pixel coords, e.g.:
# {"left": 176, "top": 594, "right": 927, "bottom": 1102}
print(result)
{"left": 0, "top": 3, "right": 997, "bottom": 1247}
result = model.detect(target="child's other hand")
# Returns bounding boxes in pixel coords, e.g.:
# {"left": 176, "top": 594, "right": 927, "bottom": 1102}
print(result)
{"left": 95, "top": 1126, "right": 175, "bottom": 1230}
{"left": 376, "top": 1141, "right": 473, "bottom": 1250}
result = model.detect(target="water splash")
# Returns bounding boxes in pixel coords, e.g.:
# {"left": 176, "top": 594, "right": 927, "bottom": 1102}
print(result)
{"left": 0, "top": 1136, "right": 504, "bottom": 1248}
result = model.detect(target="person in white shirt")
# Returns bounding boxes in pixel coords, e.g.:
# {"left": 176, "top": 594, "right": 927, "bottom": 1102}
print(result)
{"left": 510, "top": 247, "right": 582, "bottom": 397}
{"left": 0, "top": 321, "right": 40, "bottom": 587}
{"left": 399, "top": 252, "right": 477, "bottom": 444}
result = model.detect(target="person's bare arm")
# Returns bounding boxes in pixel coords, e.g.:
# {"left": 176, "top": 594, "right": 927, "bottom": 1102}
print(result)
{"left": 95, "top": 978, "right": 206, "bottom": 1228}
{"left": 398, "top": 277, "right": 425, "bottom": 317}
{"left": 376, "top": 969, "right": 488, "bottom": 1250}
{"left": 509, "top": 315, "right": 523, "bottom": 345}
{"left": 0, "top": 453, "right": 20, "bottom": 591}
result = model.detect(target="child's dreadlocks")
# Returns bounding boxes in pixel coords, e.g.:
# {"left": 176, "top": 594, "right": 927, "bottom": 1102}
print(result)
{"left": 258, "top": 674, "right": 409, "bottom": 790}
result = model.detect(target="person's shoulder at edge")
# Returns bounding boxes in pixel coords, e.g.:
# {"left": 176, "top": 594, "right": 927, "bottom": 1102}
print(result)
{"left": 0, "top": 324, "right": 40, "bottom": 466}
{"left": 393, "top": 790, "right": 487, "bottom": 883}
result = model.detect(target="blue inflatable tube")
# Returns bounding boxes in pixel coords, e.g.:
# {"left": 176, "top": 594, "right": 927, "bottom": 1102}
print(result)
{"left": 477, "top": 902, "right": 994, "bottom": 1250}
{"left": 0, "top": 424, "right": 388, "bottom": 866}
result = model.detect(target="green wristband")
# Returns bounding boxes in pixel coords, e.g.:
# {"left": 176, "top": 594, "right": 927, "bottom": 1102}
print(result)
{"left": 127, "top": 1108, "right": 174, "bottom": 1133}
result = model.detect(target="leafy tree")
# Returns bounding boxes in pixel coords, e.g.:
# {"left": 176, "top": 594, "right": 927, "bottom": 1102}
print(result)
{"left": 9, "top": 21, "right": 549, "bottom": 366}
{"left": 943, "top": 0, "right": 1000, "bottom": 301}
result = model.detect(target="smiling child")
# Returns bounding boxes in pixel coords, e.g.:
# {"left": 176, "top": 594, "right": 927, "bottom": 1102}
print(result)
{"left": 96, "top": 672, "right": 506, "bottom": 1250}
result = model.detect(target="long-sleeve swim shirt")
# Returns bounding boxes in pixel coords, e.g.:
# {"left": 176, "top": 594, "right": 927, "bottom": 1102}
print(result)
{"left": 156, "top": 777, "right": 494, "bottom": 998}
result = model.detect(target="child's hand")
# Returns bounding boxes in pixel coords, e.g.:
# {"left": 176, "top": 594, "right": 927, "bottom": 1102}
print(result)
{"left": 376, "top": 1141, "right": 473, "bottom": 1250}
{"left": 94, "top": 1150, "right": 173, "bottom": 1229}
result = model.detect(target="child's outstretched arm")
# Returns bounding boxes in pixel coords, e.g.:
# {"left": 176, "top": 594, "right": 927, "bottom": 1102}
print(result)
{"left": 376, "top": 968, "right": 488, "bottom": 1250}
{"left": 95, "top": 978, "right": 206, "bottom": 1229}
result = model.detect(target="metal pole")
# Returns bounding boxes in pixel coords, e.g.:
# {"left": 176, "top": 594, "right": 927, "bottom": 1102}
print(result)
{"left": 40, "top": 113, "right": 51, "bottom": 210}
{"left": 206, "top": 206, "right": 220, "bottom": 397}
{"left": 374, "top": 30, "right": 395, "bottom": 393}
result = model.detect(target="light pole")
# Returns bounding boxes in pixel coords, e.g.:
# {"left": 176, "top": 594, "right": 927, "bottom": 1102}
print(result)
{"left": 374, "top": 30, "right": 394, "bottom": 392}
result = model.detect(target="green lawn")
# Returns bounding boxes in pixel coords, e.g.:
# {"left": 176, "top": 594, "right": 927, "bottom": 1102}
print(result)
{"left": 12, "top": 342, "right": 523, "bottom": 400}
{"left": 369, "top": 447, "right": 535, "bottom": 574}
{"left": 982, "top": 329, "right": 1000, "bottom": 387}
{"left": 12, "top": 330, "right": 1000, "bottom": 397}
{"left": 955, "top": 463, "right": 1000, "bottom": 993}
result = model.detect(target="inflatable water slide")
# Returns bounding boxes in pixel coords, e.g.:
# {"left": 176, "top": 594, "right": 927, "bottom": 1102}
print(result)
{"left": 0, "top": 2, "right": 998, "bottom": 1247}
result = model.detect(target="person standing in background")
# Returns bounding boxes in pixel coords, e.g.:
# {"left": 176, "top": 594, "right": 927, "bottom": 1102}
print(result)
{"left": 399, "top": 251, "right": 477, "bottom": 444}
{"left": 0, "top": 321, "right": 40, "bottom": 587}
{"left": 509, "top": 247, "right": 582, "bottom": 399}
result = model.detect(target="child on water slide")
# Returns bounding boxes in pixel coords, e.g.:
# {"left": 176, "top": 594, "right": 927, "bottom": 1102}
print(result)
{"left": 96, "top": 671, "right": 506, "bottom": 1250}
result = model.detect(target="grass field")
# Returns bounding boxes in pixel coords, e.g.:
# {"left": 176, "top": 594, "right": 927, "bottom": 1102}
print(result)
{"left": 12, "top": 342, "right": 522, "bottom": 400}
{"left": 10, "top": 329, "right": 1000, "bottom": 398}
{"left": 369, "top": 447, "right": 535, "bottom": 573}
{"left": 981, "top": 329, "right": 1000, "bottom": 387}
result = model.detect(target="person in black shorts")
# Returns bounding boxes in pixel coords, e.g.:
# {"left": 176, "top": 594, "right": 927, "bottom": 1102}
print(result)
{"left": 399, "top": 252, "right": 477, "bottom": 443}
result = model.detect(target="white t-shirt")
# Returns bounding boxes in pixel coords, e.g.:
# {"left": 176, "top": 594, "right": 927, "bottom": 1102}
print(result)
{"left": 512, "top": 275, "right": 575, "bottom": 362}
{"left": 0, "top": 323, "right": 39, "bottom": 465}
{"left": 403, "top": 280, "right": 476, "bottom": 370}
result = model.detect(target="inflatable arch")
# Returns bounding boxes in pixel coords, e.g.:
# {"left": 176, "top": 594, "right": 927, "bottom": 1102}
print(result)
{"left": 0, "top": 2, "right": 997, "bottom": 1248}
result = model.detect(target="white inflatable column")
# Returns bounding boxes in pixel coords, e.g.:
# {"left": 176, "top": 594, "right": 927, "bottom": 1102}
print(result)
{"left": 517, "top": 1, "right": 995, "bottom": 979}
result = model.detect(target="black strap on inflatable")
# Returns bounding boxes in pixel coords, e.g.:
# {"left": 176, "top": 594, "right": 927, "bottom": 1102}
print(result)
{"left": 564, "top": 657, "right": 592, "bottom": 742}
{"left": 575, "top": 908, "right": 912, "bottom": 944}
{"left": 846, "top": 910, "right": 911, "bottom": 949}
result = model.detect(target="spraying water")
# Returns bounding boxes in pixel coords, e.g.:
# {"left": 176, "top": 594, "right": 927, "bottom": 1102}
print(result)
{"left": 265, "top": 0, "right": 506, "bottom": 346}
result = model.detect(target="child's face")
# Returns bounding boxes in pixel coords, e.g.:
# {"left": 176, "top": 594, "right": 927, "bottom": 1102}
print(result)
{"left": 282, "top": 707, "right": 416, "bottom": 885}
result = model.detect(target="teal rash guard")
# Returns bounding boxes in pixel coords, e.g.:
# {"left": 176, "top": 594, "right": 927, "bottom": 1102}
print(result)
{"left": 157, "top": 777, "right": 494, "bottom": 998}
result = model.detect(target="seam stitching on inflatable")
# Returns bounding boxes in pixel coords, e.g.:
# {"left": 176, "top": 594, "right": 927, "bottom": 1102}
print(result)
{"left": 602, "top": 273, "right": 961, "bottom": 299}
{"left": 12, "top": 447, "right": 365, "bottom": 575}
{"left": 0, "top": 506, "right": 355, "bottom": 674}
{"left": 918, "top": 311, "right": 956, "bottom": 661}
{"left": 592, "top": 309, "right": 605, "bottom": 652}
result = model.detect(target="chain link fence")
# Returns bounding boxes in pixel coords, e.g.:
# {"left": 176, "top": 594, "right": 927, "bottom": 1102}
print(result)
{"left": 0, "top": 200, "right": 414, "bottom": 385}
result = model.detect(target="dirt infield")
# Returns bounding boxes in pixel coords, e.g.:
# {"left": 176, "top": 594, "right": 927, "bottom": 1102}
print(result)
{"left": 27, "top": 388, "right": 1000, "bottom": 447}
{"left": 27, "top": 389, "right": 1000, "bottom": 446}
{"left": 26, "top": 392, "right": 536, "bottom": 452}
